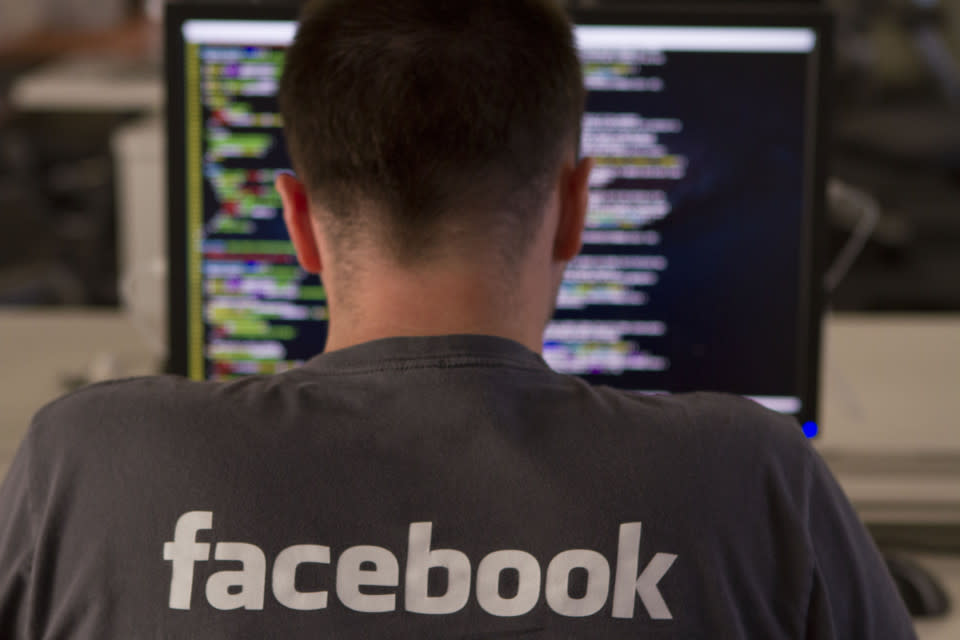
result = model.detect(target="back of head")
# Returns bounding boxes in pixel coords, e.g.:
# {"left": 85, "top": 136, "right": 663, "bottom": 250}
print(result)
{"left": 279, "top": 0, "right": 584, "bottom": 267}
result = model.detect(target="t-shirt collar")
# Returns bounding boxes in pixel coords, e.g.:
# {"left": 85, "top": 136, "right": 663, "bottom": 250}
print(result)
{"left": 301, "top": 334, "right": 550, "bottom": 374}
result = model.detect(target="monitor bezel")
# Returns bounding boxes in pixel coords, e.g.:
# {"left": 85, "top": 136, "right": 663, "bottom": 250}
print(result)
{"left": 165, "top": 2, "right": 831, "bottom": 428}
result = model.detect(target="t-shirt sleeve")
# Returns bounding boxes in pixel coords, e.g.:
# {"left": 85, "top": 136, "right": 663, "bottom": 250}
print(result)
{"left": 801, "top": 447, "right": 917, "bottom": 639}
{"left": 0, "top": 432, "right": 36, "bottom": 638}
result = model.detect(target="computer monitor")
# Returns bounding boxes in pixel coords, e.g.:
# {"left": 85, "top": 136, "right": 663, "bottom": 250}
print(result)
{"left": 166, "top": 3, "right": 830, "bottom": 430}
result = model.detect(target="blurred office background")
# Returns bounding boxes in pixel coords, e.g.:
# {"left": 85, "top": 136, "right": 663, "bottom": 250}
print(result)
{"left": 0, "top": 0, "right": 160, "bottom": 307}
{"left": 0, "top": 0, "right": 958, "bottom": 311}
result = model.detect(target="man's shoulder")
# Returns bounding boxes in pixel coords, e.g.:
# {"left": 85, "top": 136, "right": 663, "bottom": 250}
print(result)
{"left": 33, "top": 374, "right": 198, "bottom": 422}
{"left": 592, "top": 387, "right": 809, "bottom": 451}
{"left": 26, "top": 375, "right": 232, "bottom": 453}
{"left": 591, "top": 389, "right": 818, "bottom": 489}
{"left": 674, "top": 391, "right": 808, "bottom": 444}
{"left": 679, "top": 391, "right": 813, "bottom": 461}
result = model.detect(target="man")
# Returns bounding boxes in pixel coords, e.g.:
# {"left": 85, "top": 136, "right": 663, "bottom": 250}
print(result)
{"left": 0, "top": 0, "right": 915, "bottom": 637}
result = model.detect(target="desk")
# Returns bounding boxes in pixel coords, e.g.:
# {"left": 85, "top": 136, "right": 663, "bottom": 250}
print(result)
{"left": 8, "top": 55, "right": 162, "bottom": 112}
{"left": 3, "top": 13, "right": 162, "bottom": 112}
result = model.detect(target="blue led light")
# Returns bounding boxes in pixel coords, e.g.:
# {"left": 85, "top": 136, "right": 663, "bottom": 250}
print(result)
{"left": 802, "top": 421, "right": 819, "bottom": 439}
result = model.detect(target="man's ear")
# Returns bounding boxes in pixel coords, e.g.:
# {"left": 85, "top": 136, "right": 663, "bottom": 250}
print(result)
{"left": 554, "top": 157, "right": 593, "bottom": 262}
{"left": 276, "top": 172, "right": 323, "bottom": 274}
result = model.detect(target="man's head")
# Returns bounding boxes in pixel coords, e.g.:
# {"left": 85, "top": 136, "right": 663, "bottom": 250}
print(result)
{"left": 278, "top": 0, "right": 585, "bottom": 265}
{"left": 276, "top": 0, "right": 592, "bottom": 351}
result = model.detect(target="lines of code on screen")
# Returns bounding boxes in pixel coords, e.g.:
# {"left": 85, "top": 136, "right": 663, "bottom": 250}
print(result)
{"left": 191, "top": 29, "right": 811, "bottom": 405}
{"left": 543, "top": 39, "right": 809, "bottom": 400}
{"left": 198, "top": 44, "right": 327, "bottom": 380}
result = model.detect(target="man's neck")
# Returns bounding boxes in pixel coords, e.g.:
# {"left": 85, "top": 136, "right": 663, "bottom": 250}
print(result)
{"left": 321, "top": 264, "right": 549, "bottom": 354}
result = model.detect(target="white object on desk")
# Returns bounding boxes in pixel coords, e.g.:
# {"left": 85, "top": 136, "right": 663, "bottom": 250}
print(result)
{"left": 817, "top": 315, "right": 960, "bottom": 524}
{"left": 112, "top": 115, "right": 167, "bottom": 356}
{"left": 9, "top": 55, "right": 163, "bottom": 112}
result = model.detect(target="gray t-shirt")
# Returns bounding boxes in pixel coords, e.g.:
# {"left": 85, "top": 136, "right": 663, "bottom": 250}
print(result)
{"left": 0, "top": 335, "right": 915, "bottom": 638}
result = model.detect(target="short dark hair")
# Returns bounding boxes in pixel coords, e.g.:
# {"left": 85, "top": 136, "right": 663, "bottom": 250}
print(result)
{"left": 279, "top": 0, "right": 584, "bottom": 265}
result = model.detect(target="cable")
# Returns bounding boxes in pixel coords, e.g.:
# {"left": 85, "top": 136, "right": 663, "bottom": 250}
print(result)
{"left": 825, "top": 178, "right": 880, "bottom": 293}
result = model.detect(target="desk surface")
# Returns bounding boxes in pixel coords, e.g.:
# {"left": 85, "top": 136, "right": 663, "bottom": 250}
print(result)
{"left": 8, "top": 55, "right": 163, "bottom": 112}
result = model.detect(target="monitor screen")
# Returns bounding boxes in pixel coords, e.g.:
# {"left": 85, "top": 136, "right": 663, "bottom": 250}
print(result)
{"left": 166, "top": 5, "right": 829, "bottom": 427}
